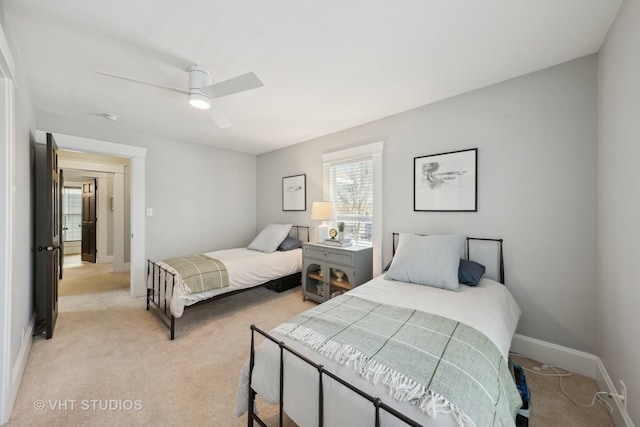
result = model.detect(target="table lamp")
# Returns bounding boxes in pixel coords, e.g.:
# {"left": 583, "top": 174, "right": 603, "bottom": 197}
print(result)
{"left": 310, "top": 201, "right": 336, "bottom": 243}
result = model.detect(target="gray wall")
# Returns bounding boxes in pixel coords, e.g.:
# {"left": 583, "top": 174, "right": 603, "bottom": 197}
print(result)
{"left": 0, "top": 12, "right": 36, "bottom": 422}
{"left": 142, "top": 134, "right": 257, "bottom": 259}
{"left": 258, "top": 55, "right": 599, "bottom": 353}
{"left": 36, "top": 112, "right": 259, "bottom": 262}
{"left": 598, "top": 0, "right": 640, "bottom": 423}
{"left": 10, "top": 61, "right": 34, "bottom": 375}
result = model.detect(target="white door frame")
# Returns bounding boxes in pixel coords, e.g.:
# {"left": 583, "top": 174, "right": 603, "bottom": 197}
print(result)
{"left": 35, "top": 131, "right": 147, "bottom": 297}
{"left": 61, "top": 163, "right": 126, "bottom": 267}
{"left": 0, "top": 20, "right": 17, "bottom": 426}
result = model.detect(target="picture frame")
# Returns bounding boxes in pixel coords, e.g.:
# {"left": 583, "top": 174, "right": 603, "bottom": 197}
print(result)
{"left": 414, "top": 148, "right": 477, "bottom": 212}
{"left": 282, "top": 174, "right": 306, "bottom": 211}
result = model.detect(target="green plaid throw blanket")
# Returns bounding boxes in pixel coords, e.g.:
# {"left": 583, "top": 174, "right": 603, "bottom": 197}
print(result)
{"left": 273, "top": 295, "right": 521, "bottom": 427}
{"left": 159, "top": 254, "right": 228, "bottom": 295}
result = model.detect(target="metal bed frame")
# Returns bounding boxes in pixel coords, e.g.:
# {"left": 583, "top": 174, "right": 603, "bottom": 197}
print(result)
{"left": 146, "top": 225, "right": 309, "bottom": 340}
{"left": 392, "top": 233, "right": 504, "bottom": 284}
{"left": 247, "top": 234, "right": 505, "bottom": 426}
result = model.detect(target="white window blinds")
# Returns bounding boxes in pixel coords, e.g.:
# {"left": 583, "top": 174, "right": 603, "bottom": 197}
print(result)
{"left": 328, "top": 156, "right": 373, "bottom": 244}
{"left": 63, "top": 187, "right": 82, "bottom": 242}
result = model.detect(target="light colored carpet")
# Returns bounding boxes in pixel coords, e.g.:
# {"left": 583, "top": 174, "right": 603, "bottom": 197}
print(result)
{"left": 509, "top": 354, "right": 614, "bottom": 427}
{"left": 58, "top": 261, "right": 130, "bottom": 296}
{"left": 8, "top": 263, "right": 613, "bottom": 426}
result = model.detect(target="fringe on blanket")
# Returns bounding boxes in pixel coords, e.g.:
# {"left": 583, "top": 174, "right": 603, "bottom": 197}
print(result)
{"left": 272, "top": 322, "right": 476, "bottom": 427}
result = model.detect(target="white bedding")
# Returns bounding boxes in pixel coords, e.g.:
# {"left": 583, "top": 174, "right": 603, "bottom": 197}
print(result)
{"left": 153, "top": 248, "right": 302, "bottom": 318}
{"left": 236, "top": 275, "right": 521, "bottom": 427}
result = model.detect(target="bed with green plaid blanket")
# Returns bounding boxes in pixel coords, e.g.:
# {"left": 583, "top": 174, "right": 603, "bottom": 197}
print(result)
{"left": 158, "top": 253, "right": 229, "bottom": 295}
{"left": 273, "top": 295, "right": 522, "bottom": 426}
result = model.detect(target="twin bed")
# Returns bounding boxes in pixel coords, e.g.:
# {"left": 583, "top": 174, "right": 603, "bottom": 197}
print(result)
{"left": 147, "top": 228, "right": 523, "bottom": 425}
{"left": 146, "top": 224, "right": 309, "bottom": 339}
{"left": 237, "top": 233, "right": 523, "bottom": 427}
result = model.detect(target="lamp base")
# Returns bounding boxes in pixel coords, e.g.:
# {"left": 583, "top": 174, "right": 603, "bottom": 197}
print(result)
{"left": 317, "top": 222, "right": 329, "bottom": 243}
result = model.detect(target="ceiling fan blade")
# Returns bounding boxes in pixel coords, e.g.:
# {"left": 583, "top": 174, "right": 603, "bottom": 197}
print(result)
{"left": 203, "top": 72, "right": 263, "bottom": 100}
{"left": 207, "top": 103, "right": 232, "bottom": 129}
{"left": 93, "top": 70, "right": 188, "bottom": 95}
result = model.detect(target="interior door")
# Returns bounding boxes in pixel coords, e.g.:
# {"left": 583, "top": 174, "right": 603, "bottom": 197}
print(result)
{"left": 34, "top": 132, "right": 60, "bottom": 339}
{"left": 81, "top": 178, "right": 97, "bottom": 263}
{"left": 59, "top": 169, "right": 64, "bottom": 279}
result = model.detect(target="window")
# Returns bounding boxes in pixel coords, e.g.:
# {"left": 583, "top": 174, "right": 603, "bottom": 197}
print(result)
{"left": 63, "top": 187, "right": 82, "bottom": 241}
{"left": 327, "top": 157, "right": 373, "bottom": 244}
{"left": 323, "top": 141, "right": 383, "bottom": 274}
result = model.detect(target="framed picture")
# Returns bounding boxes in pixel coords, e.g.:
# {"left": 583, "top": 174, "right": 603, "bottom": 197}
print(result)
{"left": 282, "top": 174, "right": 306, "bottom": 211}
{"left": 414, "top": 148, "right": 477, "bottom": 212}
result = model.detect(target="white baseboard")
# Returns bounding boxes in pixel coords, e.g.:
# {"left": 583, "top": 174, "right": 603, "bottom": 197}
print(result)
{"left": 511, "top": 334, "right": 634, "bottom": 427}
{"left": 511, "top": 334, "right": 598, "bottom": 377}
{"left": 595, "top": 357, "right": 636, "bottom": 427}
{"left": 5, "top": 315, "right": 35, "bottom": 424}
{"left": 98, "top": 255, "right": 113, "bottom": 264}
{"left": 115, "top": 262, "right": 130, "bottom": 273}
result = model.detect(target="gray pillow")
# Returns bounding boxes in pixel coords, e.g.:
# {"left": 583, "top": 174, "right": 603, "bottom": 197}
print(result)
{"left": 458, "top": 258, "right": 486, "bottom": 286}
{"left": 248, "top": 224, "right": 292, "bottom": 253}
{"left": 277, "top": 236, "right": 303, "bottom": 251}
{"left": 385, "top": 233, "right": 466, "bottom": 291}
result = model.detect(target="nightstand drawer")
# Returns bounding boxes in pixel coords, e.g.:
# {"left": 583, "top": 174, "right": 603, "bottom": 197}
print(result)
{"left": 303, "top": 246, "right": 355, "bottom": 266}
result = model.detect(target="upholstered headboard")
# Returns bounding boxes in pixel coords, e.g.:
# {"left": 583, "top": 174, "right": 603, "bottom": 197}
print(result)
{"left": 391, "top": 233, "right": 504, "bottom": 284}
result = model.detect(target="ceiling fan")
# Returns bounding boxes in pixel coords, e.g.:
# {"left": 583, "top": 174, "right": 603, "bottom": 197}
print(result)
{"left": 94, "top": 65, "right": 263, "bottom": 128}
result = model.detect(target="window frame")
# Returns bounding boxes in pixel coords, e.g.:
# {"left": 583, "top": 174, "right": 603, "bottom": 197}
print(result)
{"left": 322, "top": 141, "right": 383, "bottom": 275}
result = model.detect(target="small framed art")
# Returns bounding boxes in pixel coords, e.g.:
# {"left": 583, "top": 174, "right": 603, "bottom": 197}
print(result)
{"left": 414, "top": 148, "right": 477, "bottom": 212}
{"left": 282, "top": 174, "right": 306, "bottom": 211}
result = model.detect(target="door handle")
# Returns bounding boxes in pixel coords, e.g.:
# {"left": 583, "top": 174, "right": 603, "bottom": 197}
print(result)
{"left": 37, "top": 245, "right": 60, "bottom": 252}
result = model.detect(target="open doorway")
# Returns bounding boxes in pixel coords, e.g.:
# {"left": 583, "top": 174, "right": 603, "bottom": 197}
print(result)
{"left": 35, "top": 130, "right": 147, "bottom": 298}
{"left": 58, "top": 150, "right": 131, "bottom": 295}
{"left": 62, "top": 178, "right": 97, "bottom": 264}
{"left": 61, "top": 183, "right": 84, "bottom": 262}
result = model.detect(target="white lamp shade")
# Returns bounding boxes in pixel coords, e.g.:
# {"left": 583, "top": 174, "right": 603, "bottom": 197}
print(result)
{"left": 310, "top": 201, "right": 337, "bottom": 221}
{"left": 311, "top": 201, "right": 336, "bottom": 243}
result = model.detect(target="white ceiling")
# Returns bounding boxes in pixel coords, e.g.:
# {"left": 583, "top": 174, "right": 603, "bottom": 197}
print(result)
{"left": 2, "top": 0, "right": 622, "bottom": 155}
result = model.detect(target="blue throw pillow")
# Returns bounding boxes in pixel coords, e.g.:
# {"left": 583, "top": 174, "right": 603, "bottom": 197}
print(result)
{"left": 277, "top": 236, "right": 303, "bottom": 251}
{"left": 458, "top": 258, "right": 486, "bottom": 286}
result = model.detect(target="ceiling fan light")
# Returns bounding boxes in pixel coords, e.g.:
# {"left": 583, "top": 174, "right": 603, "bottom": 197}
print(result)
{"left": 189, "top": 92, "right": 211, "bottom": 109}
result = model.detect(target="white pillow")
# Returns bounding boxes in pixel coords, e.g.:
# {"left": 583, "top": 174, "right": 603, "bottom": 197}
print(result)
{"left": 248, "top": 224, "right": 293, "bottom": 253}
{"left": 385, "top": 233, "right": 466, "bottom": 291}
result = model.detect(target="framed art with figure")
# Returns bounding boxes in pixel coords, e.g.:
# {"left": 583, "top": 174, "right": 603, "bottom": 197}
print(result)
{"left": 414, "top": 148, "right": 477, "bottom": 212}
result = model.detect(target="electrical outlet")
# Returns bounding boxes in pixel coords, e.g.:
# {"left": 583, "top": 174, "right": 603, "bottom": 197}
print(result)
{"left": 620, "top": 380, "right": 627, "bottom": 410}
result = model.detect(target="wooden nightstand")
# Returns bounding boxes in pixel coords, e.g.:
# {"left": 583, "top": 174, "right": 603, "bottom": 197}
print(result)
{"left": 301, "top": 242, "right": 373, "bottom": 303}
